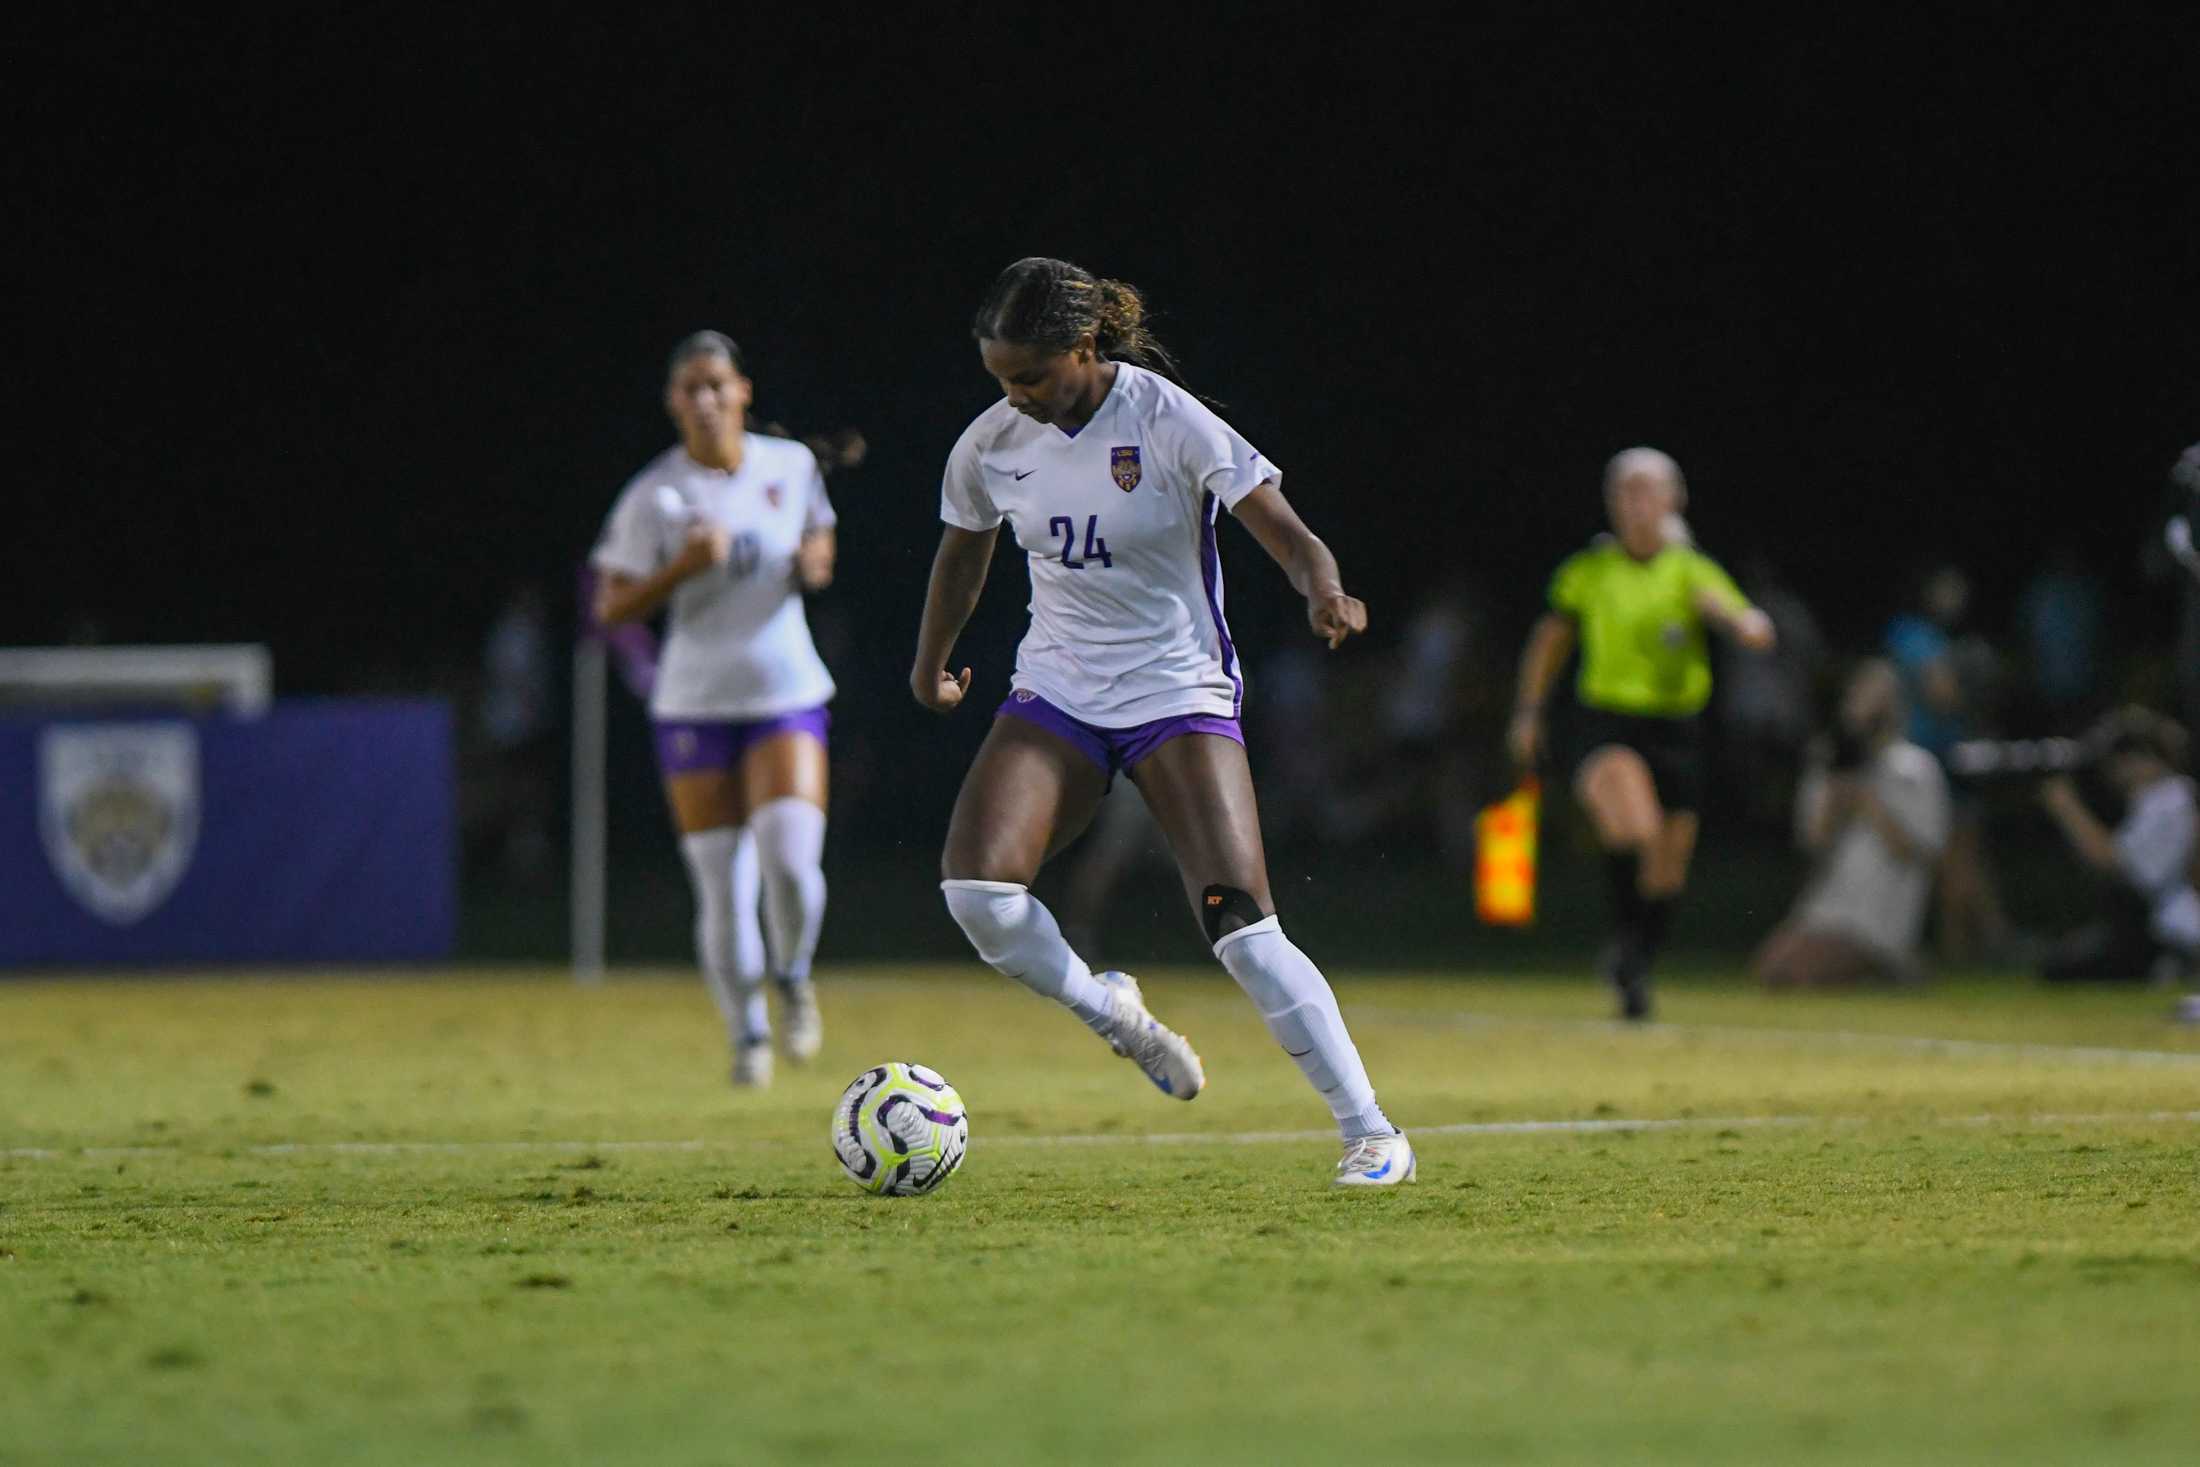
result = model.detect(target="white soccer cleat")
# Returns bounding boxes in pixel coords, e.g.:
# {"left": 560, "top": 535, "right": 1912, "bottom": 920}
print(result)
{"left": 732, "top": 1036, "right": 774, "bottom": 1088}
{"left": 1095, "top": 970, "right": 1204, "bottom": 1100}
{"left": 1333, "top": 1130, "right": 1417, "bottom": 1187}
{"left": 780, "top": 981, "right": 823, "bottom": 1063}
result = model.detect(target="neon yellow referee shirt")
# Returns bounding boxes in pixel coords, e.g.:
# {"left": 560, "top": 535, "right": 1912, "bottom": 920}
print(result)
{"left": 1547, "top": 539, "right": 1750, "bottom": 717}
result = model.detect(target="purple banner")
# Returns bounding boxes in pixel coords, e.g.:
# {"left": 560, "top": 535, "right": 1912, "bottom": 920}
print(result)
{"left": 0, "top": 699, "right": 456, "bottom": 967}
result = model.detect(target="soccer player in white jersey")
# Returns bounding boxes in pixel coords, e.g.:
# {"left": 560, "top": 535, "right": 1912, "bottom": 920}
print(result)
{"left": 593, "top": 332, "right": 836, "bottom": 1087}
{"left": 911, "top": 258, "right": 1414, "bottom": 1187}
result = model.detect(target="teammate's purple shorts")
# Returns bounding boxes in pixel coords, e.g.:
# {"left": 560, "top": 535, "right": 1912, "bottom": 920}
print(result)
{"left": 653, "top": 706, "right": 830, "bottom": 777}
{"left": 996, "top": 690, "right": 1242, "bottom": 786}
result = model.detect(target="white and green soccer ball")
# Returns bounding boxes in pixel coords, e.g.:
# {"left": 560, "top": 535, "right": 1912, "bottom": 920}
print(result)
{"left": 831, "top": 1062, "right": 969, "bottom": 1196}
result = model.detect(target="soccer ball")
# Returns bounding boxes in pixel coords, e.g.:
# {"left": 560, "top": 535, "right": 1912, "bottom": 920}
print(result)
{"left": 831, "top": 1062, "right": 969, "bottom": 1196}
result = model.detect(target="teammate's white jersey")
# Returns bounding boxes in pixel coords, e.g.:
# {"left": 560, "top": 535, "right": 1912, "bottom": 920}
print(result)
{"left": 940, "top": 364, "right": 1276, "bottom": 727}
{"left": 593, "top": 435, "right": 837, "bottom": 721}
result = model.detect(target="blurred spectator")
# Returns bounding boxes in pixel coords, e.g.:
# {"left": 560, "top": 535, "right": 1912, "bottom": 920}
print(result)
{"left": 2015, "top": 549, "right": 2105, "bottom": 733}
{"left": 1886, "top": 565, "right": 1992, "bottom": 759}
{"left": 483, "top": 583, "right": 553, "bottom": 747}
{"left": 2035, "top": 708, "right": 2198, "bottom": 984}
{"left": 1754, "top": 660, "right": 1949, "bottom": 987}
{"left": 1718, "top": 554, "right": 1826, "bottom": 827}
{"left": 472, "top": 582, "right": 556, "bottom": 882}
{"left": 1885, "top": 564, "right": 2008, "bottom": 964}
{"left": 1056, "top": 778, "right": 1172, "bottom": 962}
{"left": 1251, "top": 632, "right": 1334, "bottom": 847}
{"left": 1321, "top": 580, "right": 1493, "bottom": 866}
{"left": 2160, "top": 443, "right": 2200, "bottom": 733}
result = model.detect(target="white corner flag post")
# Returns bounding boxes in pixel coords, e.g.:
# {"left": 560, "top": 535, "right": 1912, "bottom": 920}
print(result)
{"left": 570, "top": 633, "right": 608, "bottom": 986}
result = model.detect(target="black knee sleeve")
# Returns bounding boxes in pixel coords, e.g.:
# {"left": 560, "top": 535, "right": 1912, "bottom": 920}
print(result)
{"left": 1201, "top": 884, "right": 1267, "bottom": 945}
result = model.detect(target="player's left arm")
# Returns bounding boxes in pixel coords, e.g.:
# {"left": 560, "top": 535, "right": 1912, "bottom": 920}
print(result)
{"left": 1690, "top": 557, "right": 1776, "bottom": 651}
{"left": 796, "top": 528, "right": 836, "bottom": 591}
{"left": 1232, "top": 483, "right": 1367, "bottom": 650}
{"left": 795, "top": 453, "right": 839, "bottom": 591}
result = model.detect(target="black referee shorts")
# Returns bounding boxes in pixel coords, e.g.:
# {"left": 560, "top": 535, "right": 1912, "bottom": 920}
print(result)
{"left": 1568, "top": 704, "right": 1707, "bottom": 815}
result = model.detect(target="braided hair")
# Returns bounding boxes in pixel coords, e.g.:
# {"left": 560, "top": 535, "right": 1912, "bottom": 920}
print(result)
{"left": 971, "top": 258, "right": 1189, "bottom": 388}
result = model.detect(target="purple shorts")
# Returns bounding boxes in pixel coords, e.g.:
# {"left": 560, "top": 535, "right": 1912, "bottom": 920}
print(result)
{"left": 996, "top": 690, "right": 1242, "bottom": 786}
{"left": 654, "top": 706, "right": 830, "bottom": 777}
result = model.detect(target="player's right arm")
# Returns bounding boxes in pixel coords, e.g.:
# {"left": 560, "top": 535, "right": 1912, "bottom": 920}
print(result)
{"left": 1508, "top": 613, "right": 1576, "bottom": 769}
{"left": 910, "top": 525, "right": 998, "bottom": 713}
{"left": 594, "top": 522, "right": 731, "bottom": 626}
{"left": 915, "top": 421, "right": 1007, "bottom": 713}
{"left": 1511, "top": 550, "right": 1593, "bottom": 768}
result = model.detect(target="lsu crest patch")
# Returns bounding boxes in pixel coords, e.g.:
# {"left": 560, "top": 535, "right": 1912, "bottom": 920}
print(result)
{"left": 1109, "top": 445, "right": 1142, "bottom": 493}
{"left": 39, "top": 723, "right": 200, "bottom": 925}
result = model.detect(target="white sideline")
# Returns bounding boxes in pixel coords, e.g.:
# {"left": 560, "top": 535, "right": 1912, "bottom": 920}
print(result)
{"left": 7, "top": 1109, "right": 2199, "bottom": 1161}
{"left": 1350, "top": 1005, "right": 2200, "bottom": 1069}
{"left": 995, "top": 1109, "right": 2200, "bottom": 1148}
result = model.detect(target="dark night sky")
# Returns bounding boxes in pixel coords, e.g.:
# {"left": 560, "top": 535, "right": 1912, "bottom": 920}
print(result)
{"left": 16, "top": 8, "right": 2197, "bottom": 700}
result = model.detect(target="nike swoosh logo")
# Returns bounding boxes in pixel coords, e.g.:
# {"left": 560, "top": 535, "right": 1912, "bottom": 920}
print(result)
{"left": 1284, "top": 1047, "right": 1314, "bottom": 1057}
{"left": 1363, "top": 1158, "right": 1393, "bottom": 1180}
{"left": 1012, "top": 469, "right": 1036, "bottom": 480}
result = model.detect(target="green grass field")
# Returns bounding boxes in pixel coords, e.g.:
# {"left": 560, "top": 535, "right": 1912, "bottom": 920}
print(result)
{"left": 4, "top": 966, "right": 2198, "bottom": 1465}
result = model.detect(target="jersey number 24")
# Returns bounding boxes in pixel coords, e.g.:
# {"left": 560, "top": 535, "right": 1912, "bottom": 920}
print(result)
{"left": 1049, "top": 515, "right": 1112, "bottom": 569}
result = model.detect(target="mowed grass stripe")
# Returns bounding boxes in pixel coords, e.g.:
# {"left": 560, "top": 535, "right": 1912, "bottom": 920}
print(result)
{"left": 9, "top": 1107, "right": 2200, "bottom": 1160}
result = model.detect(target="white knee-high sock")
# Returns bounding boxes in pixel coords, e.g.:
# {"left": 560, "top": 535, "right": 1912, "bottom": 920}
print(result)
{"left": 750, "top": 797, "right": 827, "bottom": 988}
{"left": 728, "top": 828, "right": 766, "bottom": 992}
{"left": 941, "top": 879, "right": 1114, "bottom": 1033}
{"left": 1214, "top": 916, "right": 1391, "bottom": 1138}
{"left": 681, "top": 828, "right": 768, "bottom": 1042}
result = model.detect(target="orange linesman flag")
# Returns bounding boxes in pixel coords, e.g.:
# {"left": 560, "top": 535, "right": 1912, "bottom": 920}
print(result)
{"left": 1474, "top": 777, "right": 1541, "bottom": 926}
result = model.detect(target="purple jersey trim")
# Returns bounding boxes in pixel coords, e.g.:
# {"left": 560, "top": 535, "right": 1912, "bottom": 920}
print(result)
{"left": 1199, "top": 492, "right": 1244, "bottom": 717}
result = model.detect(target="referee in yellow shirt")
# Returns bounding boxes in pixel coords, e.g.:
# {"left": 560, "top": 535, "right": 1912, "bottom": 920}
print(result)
{"left": 1510, "top": 448, "right": 1776, "bottom": 1019}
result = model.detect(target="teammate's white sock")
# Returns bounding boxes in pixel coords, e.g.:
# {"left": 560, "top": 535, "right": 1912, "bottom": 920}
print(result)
{"left": 681, "top": 828, "right": 768, "bottom": 1043}
{"left": 1214, "top": 916, "right": 1391, "bottom": 1138}
{"left": 750, "top": 797, "right": 827, "bottom": 987}
{"left": 728, "top": 828, "right": 767, "bottom": 1032}
{"left": 941, "top": 879, "right": 1114, "bottom": 1033}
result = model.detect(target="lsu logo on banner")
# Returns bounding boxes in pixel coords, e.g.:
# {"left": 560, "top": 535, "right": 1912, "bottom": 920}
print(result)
{"left": 1109, "top": 445, "right": 1142, "bottom": 493}
{"left": 39, "top": 724, "right": 200, "bottom": 925}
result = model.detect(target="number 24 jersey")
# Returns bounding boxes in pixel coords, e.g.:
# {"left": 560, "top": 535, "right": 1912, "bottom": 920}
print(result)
{"left": 939, "top": 363, "right": 1277, "bottom": 728}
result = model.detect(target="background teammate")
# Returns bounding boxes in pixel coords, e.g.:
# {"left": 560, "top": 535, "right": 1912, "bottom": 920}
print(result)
{"left": 1510, "top": 447, "right": 1775, "bottom": 1019}
{"left": 592, "top": 331, "right": 836, "bottom": 1086}
{"left": 912, "top": 257, "right": 1414, "bottom": 1186}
